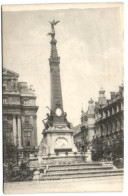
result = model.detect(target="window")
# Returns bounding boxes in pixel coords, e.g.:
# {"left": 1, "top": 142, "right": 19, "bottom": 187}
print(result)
{"left": 7, "top": 115, "right": 13, "bottom": 120}
{"left": 3, "top": 85, "right": 6, "bottom": 92}
{"left": 7, "top": 79, "right": 12, "bottom": 91}
{"left": 3, "top": 98, "right": 7, "bottom": 104}
{"left": 13, "top": 82, "right": 17, "bottom": 90}
{"left": 24, "top": 100, "right": 27, "bottom": 105}
{"left": 3, "top": 115, "right": 7, "bottom": 121}
{"left": 5, "top": 131, "right": 10, "bottom": 143}
{"left": 25, "top": 116, "right": 30, "bottom": 122}
{"left": 24, "top": 131, "right": 31, "bottom": 146}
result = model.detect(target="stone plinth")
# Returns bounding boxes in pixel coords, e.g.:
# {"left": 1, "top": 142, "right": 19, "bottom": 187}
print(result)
{"left": 39, "top": 125, "right": 77, "bottom": 156}
{"left": 41, "top": 153, "right": 86, "bottom": 165}
{"left": 29, "top": 153, "right": 85, "bottom": 169}
{"left": 86, "top": 150, "right": 92, "bottom": 162}
{"left": 29, "top": 151, "right": 92, "bottom": 170}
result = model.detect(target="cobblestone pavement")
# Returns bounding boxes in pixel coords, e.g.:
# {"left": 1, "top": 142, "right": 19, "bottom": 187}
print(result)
{"left": 4, "top": 176, "right": 123, "bottom": 194}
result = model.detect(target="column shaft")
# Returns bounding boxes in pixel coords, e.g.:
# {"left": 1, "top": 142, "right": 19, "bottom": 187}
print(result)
{"left": 17, "top": 116, "right": 22, "bottom": 148}
{"left": 13, "top": 115, "right": 17, "bottom": 146}
{"left": 33, "top": 116, "right": 38, "bottom": 146}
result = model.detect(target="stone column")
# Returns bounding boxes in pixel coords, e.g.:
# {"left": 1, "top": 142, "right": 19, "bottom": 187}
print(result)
{"left": 112, "top": 120, "right": 116, "bottom": 133}
{"left": 121, "top": 117, "right": 124, "bottom": 130}
{"left": 121, "top": 102, "right": 124, "bottom": 110}
{"left": 30, "top": 116, "right": 34, "bottom": 146}
{"left": 100, "top": 124, "right": 103, "bottom": 136}
{"left": 108, "top": 110, "right": 110, "bottom": 117}
{"left": 103, "top": 111, "right": 106, "bottom": 119}
{"left": 112, "top": 107, "right": 115, "bottom": 115}
{"left": 117, "top": 105, "right": 119, "bottom": 112}
{"left": 13, "top": 115, "right": 17, "bottom": 146}
{"left": 33, "top": 116, "right": 38, "bottom": 147}
{"left": 17, "top": 115, "right": 22, "bottom": 148}
{"left": 117, "top": 119, "right": 121, "bottom": 131}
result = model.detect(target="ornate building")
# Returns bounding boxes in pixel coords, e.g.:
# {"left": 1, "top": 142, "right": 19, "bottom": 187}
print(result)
{"left": 73, "top": 98, "right": 95, "bottom": 152}
{"left": 94, "top": 85, "right": 124, "bottom": 138}
{"left": 73, "top": 84, "right": 124, "bottom": 158}
{"left": 3, "top": 67, "right": 38, "bottom": 158}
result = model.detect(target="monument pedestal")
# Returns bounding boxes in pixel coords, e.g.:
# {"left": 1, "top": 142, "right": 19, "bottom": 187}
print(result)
{"left": 39, "top": 125, "right": 77, "bottom": 156}
{"left": 37, "top": 125, "right": 92, "bottom": 166}
{"left": 29, "top": 151, "right": 91, "bottom": 170}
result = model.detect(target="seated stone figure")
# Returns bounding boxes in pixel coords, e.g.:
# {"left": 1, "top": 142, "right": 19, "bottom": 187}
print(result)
{"left": 64, "top": 112, "right": 71, "bottom": 129}
{"left": 42, "top": 113, "right": 53, "bottom": 134}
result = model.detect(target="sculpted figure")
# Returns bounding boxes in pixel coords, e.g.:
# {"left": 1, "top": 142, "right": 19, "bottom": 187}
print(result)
{"left": 64, "top": 112, "right": 71, "bottom": 129}
{"left": 42, "top": 112, "right": 53, "bottom": 134}
{"left": 47, "top": 20, "right": 60, "bottom": 38}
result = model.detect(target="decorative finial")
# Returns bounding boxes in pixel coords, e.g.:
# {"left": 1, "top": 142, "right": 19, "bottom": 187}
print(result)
{"left": 99, "top": 86, "right": 105, "bottom": 94}
{"left": 88, "top": 98, "right": 94, "bottom": 104}
{"left": 81, "top": 103, "right": 84, "bottom": 114}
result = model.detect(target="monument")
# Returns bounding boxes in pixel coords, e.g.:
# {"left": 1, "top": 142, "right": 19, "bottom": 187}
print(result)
{"left": 29, "top": 21, "right": 91, "bottom": 169}
{"left": 39, "top": 20, "right": 78, "bottom": 160}
{"left": 30, "top": 21, "right": 120, "bottom": 181}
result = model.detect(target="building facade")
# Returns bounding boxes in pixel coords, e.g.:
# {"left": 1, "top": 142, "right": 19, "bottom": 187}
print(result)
{"left": 94, "top": 85, "right": 124, "bottom": 138}
{"left": 3, "top": 68, "right": 38, "bottom": 159}
{"left": 73, "top": 84, "right": 124, "bottom": 158}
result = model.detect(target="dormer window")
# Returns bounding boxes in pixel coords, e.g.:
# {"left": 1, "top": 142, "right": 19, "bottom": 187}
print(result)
{"left": 23, "top": 98, "right": 29, "bottom": 105}
{"left": 24, "top": 100, "right": 27, "bottom": 105}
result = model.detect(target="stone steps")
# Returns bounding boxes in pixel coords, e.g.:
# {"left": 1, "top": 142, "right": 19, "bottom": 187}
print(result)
{"left": 33, "top": 161, "right": 123, "bottom": 181}
{"left": 42, "top": 168, "right": 123, "bottom": 177}
{"left": 48, "top": 166, "right": 113, "bottom": 173}
{"left": 45, "top": 162, "right": 103, "bottom": 168}
{"left": 45, "top": 163, "right": 102, "bottom": 170}
{"left": 40, "top": 169, "right": 123, "bottom": 181}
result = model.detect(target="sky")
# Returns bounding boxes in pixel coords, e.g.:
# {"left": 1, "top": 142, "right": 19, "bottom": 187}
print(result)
{"left": 2, "top": 3, "right": 123, "bottom": 143}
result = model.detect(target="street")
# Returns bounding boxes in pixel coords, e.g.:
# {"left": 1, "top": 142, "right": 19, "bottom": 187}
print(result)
{"left": 4, "top": 176, "right": 123, "bottom": 193}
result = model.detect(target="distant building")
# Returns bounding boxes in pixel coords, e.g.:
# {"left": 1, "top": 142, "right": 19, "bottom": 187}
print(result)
{"left": 73, "top": 125, "right": 81, "bottom": 152}
{"left": 3, "top": 67, "right": 39, "bottom": 158}
{"left": 73, "top": 83, "right": 124, "bottom": 153}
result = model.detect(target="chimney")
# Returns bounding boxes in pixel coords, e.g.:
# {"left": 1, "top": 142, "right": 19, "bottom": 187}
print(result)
{"left": 110, "top": 92, "right": 115, "bottom": 99}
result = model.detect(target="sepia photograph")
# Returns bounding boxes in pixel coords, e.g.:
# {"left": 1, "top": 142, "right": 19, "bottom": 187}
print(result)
{"left": 1, "top": 2, "right": 124, "bottom": 194}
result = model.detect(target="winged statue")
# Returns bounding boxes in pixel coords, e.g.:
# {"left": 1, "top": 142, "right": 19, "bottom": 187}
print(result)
{"left": 47, "top": 20, "right": 60, "bottom": 38}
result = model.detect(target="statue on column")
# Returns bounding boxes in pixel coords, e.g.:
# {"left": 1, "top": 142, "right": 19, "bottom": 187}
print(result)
{"left": 47, "top": 20, "right": 60, "bottom": 38}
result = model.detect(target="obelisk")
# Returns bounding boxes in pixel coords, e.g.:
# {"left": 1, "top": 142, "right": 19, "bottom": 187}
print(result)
{"left": 49, "top": 20, "right": 66, "bottom": 126}
{"left": 40, "top": 20, "right": 77, "bottom": 156}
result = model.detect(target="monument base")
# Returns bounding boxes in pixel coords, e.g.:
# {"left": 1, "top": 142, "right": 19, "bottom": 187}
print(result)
{"left": 29, "top": 151, "right": 91, "bottom": 170}
{"left": 38, "top": 152, "right": 87, "bottom": 165}
{"left": 29, "top": 125, "right": 92, "bottom": 169}
{"left": 39, "top": 125, "right": 77, "bottom": 155}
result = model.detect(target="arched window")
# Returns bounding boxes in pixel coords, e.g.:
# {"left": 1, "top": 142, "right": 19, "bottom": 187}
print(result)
{"left": 24, "top": 131, "right": 31, "bottom": 146}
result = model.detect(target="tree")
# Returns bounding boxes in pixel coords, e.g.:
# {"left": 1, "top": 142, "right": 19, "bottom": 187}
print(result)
{"left": 91, "top": 132, "right": 124, "bottom": 168}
